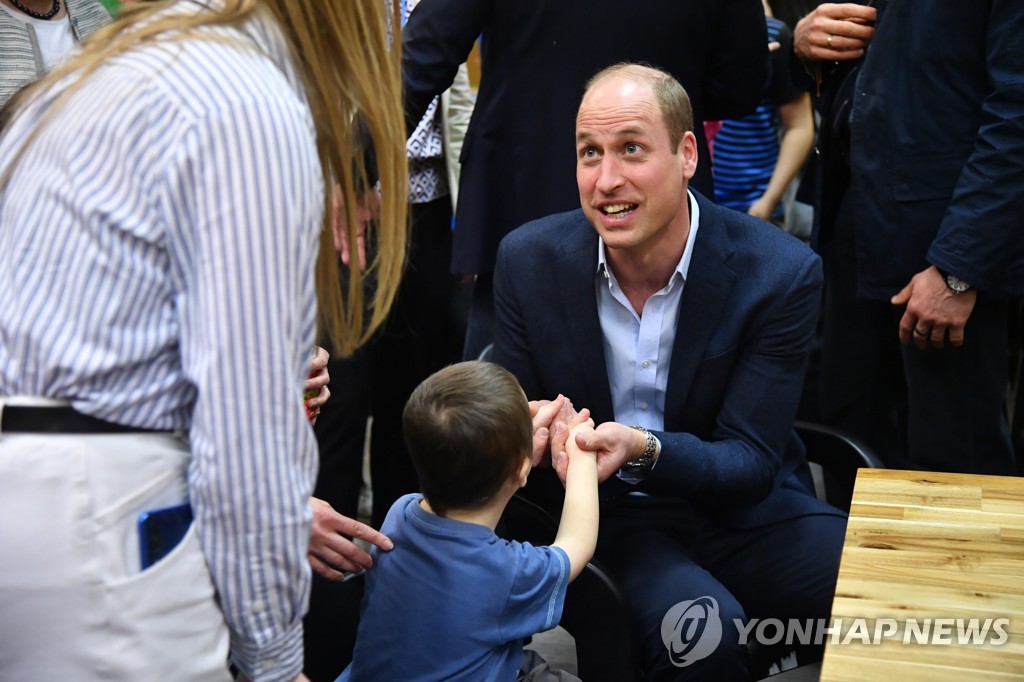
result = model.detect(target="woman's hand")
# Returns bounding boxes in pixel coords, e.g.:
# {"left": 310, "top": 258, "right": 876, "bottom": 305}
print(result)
{"left": 307, "top": 497, "right": 393, "bottom": 582}
{"left": 304, "top": 346, "right": 330, "bottom": 424}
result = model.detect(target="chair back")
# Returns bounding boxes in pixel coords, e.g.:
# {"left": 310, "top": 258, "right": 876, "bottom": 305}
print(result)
{"left": 795, "top": 421, "right": 885, "bottom": 512}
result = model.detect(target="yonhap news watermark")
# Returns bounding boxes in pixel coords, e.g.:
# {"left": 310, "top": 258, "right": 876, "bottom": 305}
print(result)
{"left": 661, "top": 597, "right": 1012, "bottom": 667}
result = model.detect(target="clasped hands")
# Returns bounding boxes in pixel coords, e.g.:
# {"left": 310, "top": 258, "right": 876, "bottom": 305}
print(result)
{"left": 530, "top": 394, "right": 650, "bottom": 483}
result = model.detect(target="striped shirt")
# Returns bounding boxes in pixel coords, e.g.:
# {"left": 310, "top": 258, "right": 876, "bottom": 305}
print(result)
{"left": 0, "top": 7, "right": 322, "bottom": 681}
{"left": 712, "top": 16, "right": 802, "bottom": 219}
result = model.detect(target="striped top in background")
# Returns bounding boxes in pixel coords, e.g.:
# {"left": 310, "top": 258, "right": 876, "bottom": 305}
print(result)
{"left": 0, "top": 8, "right": 322, "bottom": 680}
{"left": 712, "top": 16, "right": 803, "bottom": 220}
{"left": 0, "top": 0, "right": 111, "bottom": 108}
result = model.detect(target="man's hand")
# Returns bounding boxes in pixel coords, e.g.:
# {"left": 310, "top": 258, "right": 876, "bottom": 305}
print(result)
{"left": 307, "top": 497, "right": 393, "bottom": 582}
{"left": 304, "top": 346, "right": 330, "bottom": 424}
{"left": 572, "top": 421, "right": 649, "bottom": 483}
{"left": 529, "top": 395, "right": 591, "bottom": 469}
{"left": 793, "top": 3, "right": 877, "bottom": 64}
{"left": 892, "top": 265, "right": 977, "bottom": 350}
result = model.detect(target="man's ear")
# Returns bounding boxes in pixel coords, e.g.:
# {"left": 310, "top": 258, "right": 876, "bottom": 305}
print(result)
{"left": 679, "top": 130, "right": 699, "bottom": 180}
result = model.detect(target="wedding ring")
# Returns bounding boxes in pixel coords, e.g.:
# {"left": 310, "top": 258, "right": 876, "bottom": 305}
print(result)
{"left": 913, "top": 327, "right": 929, "bottom": 337}
{"left": 827, "top": 34, "right": 834, "bottom": 48}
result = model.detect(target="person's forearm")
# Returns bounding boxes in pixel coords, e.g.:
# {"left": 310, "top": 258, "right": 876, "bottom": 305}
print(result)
{"left": 553, "top": 451, "right": 599, "bottom": 581}
{"left": 757, "top": 130, "right": 813, "bottom": 213}
{"left": 179, "top": 94, "right": 323, "bottom": 682}
{"left": 191, "top": 360, "right": 317, "bottom": 682}
{"left": 757, "top": 98, "right": 814, "bottom": 214}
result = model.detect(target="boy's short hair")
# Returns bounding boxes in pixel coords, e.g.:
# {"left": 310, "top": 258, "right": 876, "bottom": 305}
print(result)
{"left": 403, "top": 361, "right": 532, "bottom": 516}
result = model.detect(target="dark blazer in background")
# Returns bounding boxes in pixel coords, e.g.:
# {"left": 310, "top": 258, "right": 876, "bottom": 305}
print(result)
{"left": 493, "top": 191, "right": 833, "bottom": 529}
{"left": 402, "top": 0, "right": 769, "bottom": 276}
{"left": 818, "top": 0, "right": 1024, "bottom": 299}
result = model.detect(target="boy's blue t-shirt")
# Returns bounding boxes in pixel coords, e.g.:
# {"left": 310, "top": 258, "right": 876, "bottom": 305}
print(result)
{"left": 341, "top": 493, "right": 571, "bottom": 682}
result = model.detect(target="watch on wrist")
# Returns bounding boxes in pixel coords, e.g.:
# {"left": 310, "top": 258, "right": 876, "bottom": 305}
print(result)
{"left": 938, "top": 269, "right": 972, "bottom": 294}
{"left": 622, "top": 425, "right": 658, "bottom": 471}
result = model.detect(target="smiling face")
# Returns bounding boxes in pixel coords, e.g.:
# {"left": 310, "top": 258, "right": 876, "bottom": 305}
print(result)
{"left": 575, "top": 73, "right": 698, "bottom": 261}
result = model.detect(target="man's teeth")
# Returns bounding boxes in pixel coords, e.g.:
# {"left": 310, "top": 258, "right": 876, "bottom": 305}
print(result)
{"left": 603, "top": 203, "right": 634, "bottom": 215}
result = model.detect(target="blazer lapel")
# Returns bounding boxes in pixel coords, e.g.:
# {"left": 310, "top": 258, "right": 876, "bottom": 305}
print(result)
{"left": 664, "top": 194, "right": 737, "bottom": 422}
{"left": 553, "top": 215, "right": 616, "bottom": 424}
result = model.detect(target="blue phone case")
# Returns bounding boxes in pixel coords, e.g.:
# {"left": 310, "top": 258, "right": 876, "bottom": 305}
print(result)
{"left": 138, "top": 503, "right": 193, "bottom": 569}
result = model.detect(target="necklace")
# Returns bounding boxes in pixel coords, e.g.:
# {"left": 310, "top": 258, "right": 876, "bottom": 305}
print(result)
{"left": 8, "top": 0, "right": 61, "bottom": 20}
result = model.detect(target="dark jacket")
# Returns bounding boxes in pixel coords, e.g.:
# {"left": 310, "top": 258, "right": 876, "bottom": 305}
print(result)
{"left": 817, "top": 0, "right": 1024, "bottom": 298}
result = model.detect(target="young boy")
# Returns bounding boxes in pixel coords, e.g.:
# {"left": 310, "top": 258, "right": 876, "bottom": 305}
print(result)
{"left": 340, "top": 361, "right": 598, "bottom": 681}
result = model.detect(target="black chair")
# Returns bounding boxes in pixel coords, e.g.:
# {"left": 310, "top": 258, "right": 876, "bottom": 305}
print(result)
{"left": 794, "top": 420, "right": 886, "bottom": 512}
{"left": 751, "top": 423, "right": 885, "bottom": 678}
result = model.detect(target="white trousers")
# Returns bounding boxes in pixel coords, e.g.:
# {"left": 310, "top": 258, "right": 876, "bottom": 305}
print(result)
{"left": 0, "top": 424, "right": 231, "bottom": 680}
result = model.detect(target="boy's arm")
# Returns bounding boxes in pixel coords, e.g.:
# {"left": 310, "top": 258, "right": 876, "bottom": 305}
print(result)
{"left": 551, "top": 422, "right": 599, "bottom": 582}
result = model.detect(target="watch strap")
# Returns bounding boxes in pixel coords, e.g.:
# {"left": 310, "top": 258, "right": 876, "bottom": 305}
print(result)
{"left": 622, "top": 425, "right": 657, "bottom": 470}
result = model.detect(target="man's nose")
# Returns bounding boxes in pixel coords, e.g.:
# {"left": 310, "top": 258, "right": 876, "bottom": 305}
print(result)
{"left": 595, "top": 157, "right": 625, "bottom": 194}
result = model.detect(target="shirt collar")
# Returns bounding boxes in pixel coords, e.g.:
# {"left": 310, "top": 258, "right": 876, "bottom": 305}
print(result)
{"left": 597, "top": 189, "right": 700, "bottom": 289}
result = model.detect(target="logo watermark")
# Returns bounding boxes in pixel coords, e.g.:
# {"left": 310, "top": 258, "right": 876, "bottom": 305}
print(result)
{"left": 735, "top": 616, "right": 1011, "bottom": 647}
{"left": 660, "top": 597, "right": 723, "bottom": 667}
{"left": 660, "top": 596, "right": 1011, "bottom": 667}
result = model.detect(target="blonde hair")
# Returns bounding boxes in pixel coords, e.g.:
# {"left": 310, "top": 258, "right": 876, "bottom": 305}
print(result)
{"left": 2, "top": 0, "right": 408, "bottom": 358}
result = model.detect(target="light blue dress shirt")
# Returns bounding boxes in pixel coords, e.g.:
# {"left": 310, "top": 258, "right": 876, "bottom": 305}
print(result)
{"left": 596, "top": 191, "right": 700, "bottom": 474}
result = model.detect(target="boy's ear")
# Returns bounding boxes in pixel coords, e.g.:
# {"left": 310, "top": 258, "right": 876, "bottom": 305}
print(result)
{"left": 517, "top": 457, "right": 531, "bottom": 488}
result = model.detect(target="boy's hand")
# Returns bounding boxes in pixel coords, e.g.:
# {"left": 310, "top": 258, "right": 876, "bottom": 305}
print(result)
{"left": 554, "top": 420, "right": 597, "bottom": 482}
{"left": 307, "top": 497, "right": 393, "bottom": 581}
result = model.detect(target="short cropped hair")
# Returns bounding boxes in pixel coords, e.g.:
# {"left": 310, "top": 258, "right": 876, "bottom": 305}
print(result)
{"left": 583, "top": 63, "right": 694, "bottom": 150}
{"left": 403, "top": 361, "right": 532, "bottom": 517}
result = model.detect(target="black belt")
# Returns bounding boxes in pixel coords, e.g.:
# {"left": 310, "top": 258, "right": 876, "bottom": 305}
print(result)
{"left": 0, "top": 405, "right": 165, "bottom": 434}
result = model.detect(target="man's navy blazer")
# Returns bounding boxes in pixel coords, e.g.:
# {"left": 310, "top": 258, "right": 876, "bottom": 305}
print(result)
{"left": 493, "top": 191, "right": 836, "bottom": 529}
{"left": 402, "top": 0, "right": 769, "bottom": 276}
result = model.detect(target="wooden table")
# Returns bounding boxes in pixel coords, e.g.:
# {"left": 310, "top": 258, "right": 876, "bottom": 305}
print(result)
{"left": 820, "top": 468, "right": 1024, "bottom": 681}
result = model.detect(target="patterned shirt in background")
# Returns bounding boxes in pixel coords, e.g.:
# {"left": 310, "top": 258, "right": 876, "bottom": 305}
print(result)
{"left": 403, "top": 0, "right": 446, "bottom": 203}
{"left": 712, "top": 16, "right": 803, "bottom": 220}
{"left": 0, "top": 10, "right": 320, "bottom": 680}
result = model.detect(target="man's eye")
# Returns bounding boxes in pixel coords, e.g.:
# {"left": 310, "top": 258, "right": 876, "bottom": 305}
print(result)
{"left": 582, "top": 148, "right": 597, "bottom": 158}
{"left": 625, "top": 143, "right": 639, "bottom": 154}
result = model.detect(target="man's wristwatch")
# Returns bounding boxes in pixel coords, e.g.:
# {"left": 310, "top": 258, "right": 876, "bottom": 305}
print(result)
{"left": 622, "top": 425, "right": 658, "bottom": 471}
{"left": 938, "top": 269, "right": 972, "bottom": 294}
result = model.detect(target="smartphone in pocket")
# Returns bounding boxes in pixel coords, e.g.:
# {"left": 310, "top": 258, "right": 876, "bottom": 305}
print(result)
{"left": 138, "top": 503, "right": 193, "bottom": 569}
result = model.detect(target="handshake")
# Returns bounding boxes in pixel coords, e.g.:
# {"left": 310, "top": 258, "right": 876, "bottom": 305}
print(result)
{"left": 529, "top": 394, "right": 659, "bottom": 483}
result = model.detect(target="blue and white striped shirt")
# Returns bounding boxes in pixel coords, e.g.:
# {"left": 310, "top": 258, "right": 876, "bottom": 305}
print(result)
{"left": 0, "top": 9, "right": 321, "bottom": 681}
